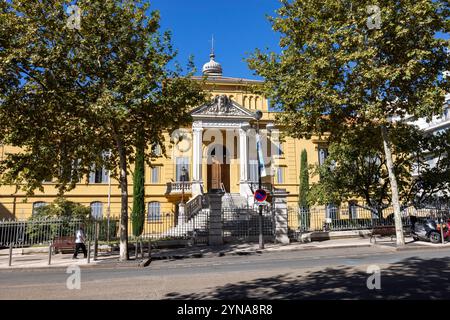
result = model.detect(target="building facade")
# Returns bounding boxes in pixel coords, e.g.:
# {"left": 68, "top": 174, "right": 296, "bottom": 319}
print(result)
{"left": 0, "top": 52, "right": 326, "bottom": 222}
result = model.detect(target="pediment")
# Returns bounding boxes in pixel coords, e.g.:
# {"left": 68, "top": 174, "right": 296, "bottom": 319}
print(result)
{"left": 191, "top": 95, "right": 255, "bottom": 119}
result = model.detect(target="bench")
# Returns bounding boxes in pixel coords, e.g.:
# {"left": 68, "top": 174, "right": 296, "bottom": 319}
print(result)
{"left": 369, "top": 225, "right": 411, "bottom": 243}
{"left": 369, "top": 225, "right": 396, "bottom": 243}
{"left": 52, "top": 236, "right": 76, "bottom": 254}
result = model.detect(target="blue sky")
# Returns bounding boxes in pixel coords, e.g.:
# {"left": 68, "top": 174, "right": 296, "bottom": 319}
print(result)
{"left": 149, "top": 0, "right": 282, "bottom": 79}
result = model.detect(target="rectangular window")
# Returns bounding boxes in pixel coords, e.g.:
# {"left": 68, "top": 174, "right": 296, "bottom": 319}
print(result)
{"left": 276, "top": 167, "right": 284, "bottom": 184}
{"left": 276, "top": 141, "right": 283, "bottom": 156}
{"left": 151, "top": 167, "right": 160, "bottom": 184}
{"left": 249, "top": 160, "right": 259, "bottom": 182}
{"left": 318, "top": 148, "right": 328, "bottom": 166}
{"left": 148, "top": 202, "right": 161, "bottom": 222}
{"left": 175, "top": 157, "right": 190, "bottom": 182}
{"left": 89, "top": 165, "right": 109, "bottom": 184}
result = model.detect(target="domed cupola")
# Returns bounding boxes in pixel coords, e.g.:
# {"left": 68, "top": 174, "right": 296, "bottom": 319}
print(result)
{"left": 202, "top": 36, "right": 223, "bottom": 76}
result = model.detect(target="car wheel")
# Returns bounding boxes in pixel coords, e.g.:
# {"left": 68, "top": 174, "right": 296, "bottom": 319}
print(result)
{"left": 430, "top": 232, "right": 441, "bottom": 244}
{"left": 413, "top": 236, "right": 419, "bottom": 241}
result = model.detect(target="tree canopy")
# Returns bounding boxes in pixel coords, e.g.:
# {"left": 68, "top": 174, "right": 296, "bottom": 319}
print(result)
{"left": 0, "top": 0, "right": 207, "bottom": 259}
{"left": 248, "top": 0, "right": 450, "bottom": 245}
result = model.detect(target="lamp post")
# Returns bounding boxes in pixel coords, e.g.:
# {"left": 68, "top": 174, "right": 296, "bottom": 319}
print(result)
{"left": 254, "top": 110, "right": 264, "bottom": 249}
{"left": 106, "top": 150, "right": 112, "bottom": 243}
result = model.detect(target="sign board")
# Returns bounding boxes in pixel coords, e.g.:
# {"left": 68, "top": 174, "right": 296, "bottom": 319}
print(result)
{"left": 254, "top": 189, "right": 268, "bottom": 202}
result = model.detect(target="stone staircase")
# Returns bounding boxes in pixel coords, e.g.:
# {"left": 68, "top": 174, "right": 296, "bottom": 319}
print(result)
{"left": 160, "top": 209, "right": 210, "bottom": 238}
{"left": 222, "top": 193, "right": 249, "bottom": 209}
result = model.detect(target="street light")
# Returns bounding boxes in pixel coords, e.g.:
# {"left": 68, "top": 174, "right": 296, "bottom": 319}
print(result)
{"left": 254, "top": 110, "right": 264, "bottom": 250}
{"left": 178, "top": 166, "right": 187, "bottom": 225}
{"left": 181, "top": 166, "right": 187, "bottom": 205}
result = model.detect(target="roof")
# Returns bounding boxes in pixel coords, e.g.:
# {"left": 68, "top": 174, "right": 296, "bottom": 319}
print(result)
{"left": 191, "top": 75, "right": 264, "bottom": 85}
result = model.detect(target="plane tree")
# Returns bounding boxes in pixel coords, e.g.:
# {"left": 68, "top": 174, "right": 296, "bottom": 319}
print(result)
{"left": 248, "top": 0, "right": 450, "bottom": 245}
{"left": 0, "top": 0, "right": 206, "bottom": 260}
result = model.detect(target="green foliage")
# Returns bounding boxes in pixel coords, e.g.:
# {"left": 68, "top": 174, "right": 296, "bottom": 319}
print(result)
{"left": 131, "top": 130, "right": 145, "bottom": 237}
{"left": 410, "top": 129, "right": 450, "bottom": 205}
{"left": 248, "top": 0, "right": 450, "bottom": 139}
{"left": 307, "top": 124, "right": 438, "bottom": 208}
{"left": 27, "top": 198, "right": 90, "bottom": 242}
{"left": 31, "top": 198, "right": 90, "bottom": 220}
{"left": 0, "top": 0, "right": 207, "bottom": 258}
{"left": 0, "top": 0, "right": 207, "bottom": 194}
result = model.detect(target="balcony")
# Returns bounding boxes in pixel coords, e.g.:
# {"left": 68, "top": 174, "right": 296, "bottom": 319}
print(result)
{"left": 165, "top": 181, "right": 193, "bottom": 195}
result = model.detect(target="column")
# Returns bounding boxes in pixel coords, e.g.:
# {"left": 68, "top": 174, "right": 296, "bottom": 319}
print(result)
{"left": 273, "top": 189, "right": 290, "bottom": 245}
{"left": 239, "top": 127, "right": 249, "bottom": 182}
{"left": 192, "top": 125, "right": 203, "bottom": 196}
{"left": 239, "top": 127, "right": 252, "bottom": 199}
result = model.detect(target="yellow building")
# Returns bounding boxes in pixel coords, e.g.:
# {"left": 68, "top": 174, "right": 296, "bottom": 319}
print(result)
{"left": 0, "top": 51, "right": 327, "bottom": 226}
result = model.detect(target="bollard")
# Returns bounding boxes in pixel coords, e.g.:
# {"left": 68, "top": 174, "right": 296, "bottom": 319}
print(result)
{"left": 87, "top": 240, "right": 91, "bottom": 264}
{"left": 8, "top": 243, "right": 13, "bottom": 267}
{"left": 148, "top": 239, "right": 151, "bottom": 259}
{"left": 94, "top": 222, "right": 99, "bottom": 261}
{"left": 48, "top": 241, "right": 52, "bottom": 266}
{"left": 441, "top": 215, "right": 445, "bottom": 245}
{"left": 140, "top": 239, "right": 144, "bottom": 259}
{"left": 135, "top": 239, "right": 138, "bottom": 260}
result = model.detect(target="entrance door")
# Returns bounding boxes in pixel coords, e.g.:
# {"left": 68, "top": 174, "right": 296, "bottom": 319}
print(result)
{"left": 207, "top": 146, "right": 230, "bottom": 192}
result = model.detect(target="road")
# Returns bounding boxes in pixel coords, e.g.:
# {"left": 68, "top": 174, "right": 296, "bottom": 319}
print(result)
{"left": 1, "top": 245, "right": 450, "bottom": 299}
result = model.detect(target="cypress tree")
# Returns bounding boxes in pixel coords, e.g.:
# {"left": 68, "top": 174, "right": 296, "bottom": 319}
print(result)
{"left": 299, "top": 149, "right": 310, "bottom": 230}
{"left": 299, "top": 149, "right": 309, "bottom": 207}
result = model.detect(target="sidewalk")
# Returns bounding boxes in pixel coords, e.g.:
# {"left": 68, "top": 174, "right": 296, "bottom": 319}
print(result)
{"left": 1, "top": 237, "right": 449, "bottom": 270}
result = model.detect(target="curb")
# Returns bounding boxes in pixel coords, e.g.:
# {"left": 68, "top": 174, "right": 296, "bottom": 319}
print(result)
{"left": 148, "top": 243, "right": 375, "bottom": 261}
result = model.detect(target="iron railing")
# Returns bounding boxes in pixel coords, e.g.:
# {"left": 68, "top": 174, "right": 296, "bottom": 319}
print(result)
{"left": 287, "top": 205, "right": 450, "bottom": 238}
{"left": 0, "top": 210, "right": 210, "bottom": 248}
{"left": 222, "top": 207, "right": 275, "bottom": 243}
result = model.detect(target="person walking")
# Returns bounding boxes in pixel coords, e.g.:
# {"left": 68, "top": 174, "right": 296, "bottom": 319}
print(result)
{"left": 73, "top": 224, "right": 87, "bottom": 259}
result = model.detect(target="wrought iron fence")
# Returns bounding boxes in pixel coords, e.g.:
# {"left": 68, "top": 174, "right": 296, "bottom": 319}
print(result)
{"left": 0, "top": 210, "right": 210, "bottom": 248}
{"left": 287, "top": 205, "right": 450, "bottom": 238}
{"left": 222, "top": 207, "right": 275, "bottom": 243}
{"left": 0, "top": 217, "right": 118, "bottom": 248}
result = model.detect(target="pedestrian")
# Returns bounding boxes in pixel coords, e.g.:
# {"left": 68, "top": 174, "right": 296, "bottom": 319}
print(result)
{"left": 73, "top": 223, "right": 87, "bottom": 259}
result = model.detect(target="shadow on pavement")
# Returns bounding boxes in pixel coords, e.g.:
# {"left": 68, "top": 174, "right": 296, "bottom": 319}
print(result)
{"left": 165, "top": 256, "right": 450, "bottom": 299}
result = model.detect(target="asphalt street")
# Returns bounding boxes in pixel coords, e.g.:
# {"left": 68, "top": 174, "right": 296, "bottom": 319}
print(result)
{"left": 1, "top": 245, "right": 449, "bottom": 299}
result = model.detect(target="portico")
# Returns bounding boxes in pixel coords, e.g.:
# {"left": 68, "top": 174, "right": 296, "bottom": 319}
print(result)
{"left": 190, "top": 94, "right": 256, "bottom": 199}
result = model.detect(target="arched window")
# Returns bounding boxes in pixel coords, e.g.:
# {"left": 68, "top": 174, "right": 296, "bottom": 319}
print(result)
{"left": 148, "top": 202, "right": 161, "bottom": 222}
{"left": 32, "top": 202, "right": 47, "bottom": 215}
{"left": 249, "top": 96, "right": 254, "bottom": 109}
{"left": 255, "top": 97, "right": 260, "bottom": 109}
{"left": 243, "top": 96, "right": 248, "bottom": 108}
{"left": 90, "top": 202, "right": 103, "bottom": 219}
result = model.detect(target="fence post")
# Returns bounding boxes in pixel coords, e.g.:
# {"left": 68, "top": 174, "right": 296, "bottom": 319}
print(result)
{"left": 148, "top": 239, "right": 151, "bottom": 259}
{"left": 48, "top": 241, "right": 52, "bottom": 265}
{"left": 94, "top": 221, "right": 99, "bottom": 261}
{"left": 207, "top": 189, "right": 224, "bottom": 246}
{"left": 87, "top": 240, "right": 91, "bottom": 264}
{"left": 135, "top": 239, "right": 138, "bottom": 260}
{"left": 140, "top": 239, "right": 143, "bottom": 259}
{"left": 8, "top": 243, "right": 13, "bottom": 267}
{"left": 273, "top": 189, "right": 290, "bottom": 245}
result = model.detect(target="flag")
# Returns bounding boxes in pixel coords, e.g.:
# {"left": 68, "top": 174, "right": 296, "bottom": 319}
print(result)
{"left": 256, "top": 133, "right": 267, "bottom": 177}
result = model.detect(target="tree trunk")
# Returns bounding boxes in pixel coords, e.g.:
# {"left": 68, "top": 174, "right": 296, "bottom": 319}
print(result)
{"left": 131, "top": 130, "right": 145, "bottom": 237}
{"left": 381, "top": 125, "right": 405, "bottom": 246}
{"left": 116, "top": 136, "right": 129, "bottom": 261}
